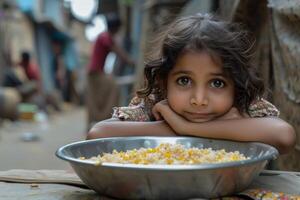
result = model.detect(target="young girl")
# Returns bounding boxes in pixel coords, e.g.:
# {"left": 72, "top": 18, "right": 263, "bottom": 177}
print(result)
{"left": 87, "top": 13, "right": 295, "bottom": 154}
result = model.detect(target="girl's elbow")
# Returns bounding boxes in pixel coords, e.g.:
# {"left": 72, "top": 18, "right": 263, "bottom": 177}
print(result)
{"left": 86, "top": 122, "right": 110, "bottom": 140}
{"left": 276, "top": 123, "right": 296, "bottom": 154}
{"left": 86, "top": 129, "right": 99, "bottom": 140}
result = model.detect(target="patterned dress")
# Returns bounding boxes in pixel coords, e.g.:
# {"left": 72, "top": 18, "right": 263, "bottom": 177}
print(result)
{"left": 112, "top": 95, "right": 280, "bottom": 121}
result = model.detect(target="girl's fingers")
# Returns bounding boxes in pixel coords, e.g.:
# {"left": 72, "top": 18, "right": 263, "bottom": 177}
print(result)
{"left": 153, "top": 111, "right": 162, "bottom": 120}
{"left": 152, "top": 99, "right": 171, "bottom": 121}
{"left": 152, "top": 106, "right": 162, "bottom": 121}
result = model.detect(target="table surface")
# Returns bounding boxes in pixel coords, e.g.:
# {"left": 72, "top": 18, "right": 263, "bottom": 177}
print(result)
{"left": 0, "top": 169, "right": 299, "bottom": 199}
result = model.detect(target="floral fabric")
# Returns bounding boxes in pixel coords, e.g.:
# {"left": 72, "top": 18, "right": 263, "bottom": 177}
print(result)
{"left": 232, "top": 188, "right": 300, "bottom": 200}
{"left": 112, "top": 96, "right": 280, "bottom": 121}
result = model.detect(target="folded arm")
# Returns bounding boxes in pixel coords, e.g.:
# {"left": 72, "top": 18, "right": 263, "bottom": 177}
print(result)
{"left": 178, "top": 117, "right": 295, "bottom": 154}
{"left": 87, "top": 118, "right": 177, "bottom": 140}
{"left": 152, "top": 101, "right": 296, "bottom": 154}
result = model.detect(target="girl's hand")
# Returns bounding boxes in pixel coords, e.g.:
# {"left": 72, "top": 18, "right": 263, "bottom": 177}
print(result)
{"left": 152, "top": 100, "right": 188, "bottom": 134}
{"left": 152, "top": 99, "right": 168, "bottom": 121}
{"left": 217, "top": 107, "right": 248, "bottom": 120}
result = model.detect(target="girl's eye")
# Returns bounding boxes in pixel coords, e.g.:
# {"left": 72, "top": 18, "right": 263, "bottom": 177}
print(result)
{"left": 176, "top": 77, "right": 192, "bottom": 86}
{"left": 211, "top": 79, "right": 225, "bottom": 88}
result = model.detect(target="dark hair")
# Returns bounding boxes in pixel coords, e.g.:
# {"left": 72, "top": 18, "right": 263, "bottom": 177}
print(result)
{"left": 21, "top": 51, "right": 30, "bottom": 63}
{"left": 137, "top": 13, "right": 264, "bottom": 114}
{"left": 105, "top": 13, "right": 121, "bottom": 33}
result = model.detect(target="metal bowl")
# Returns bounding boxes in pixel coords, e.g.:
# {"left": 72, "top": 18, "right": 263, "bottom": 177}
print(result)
{"left": 56, "top": 137, "right": 278, "bottom": 199}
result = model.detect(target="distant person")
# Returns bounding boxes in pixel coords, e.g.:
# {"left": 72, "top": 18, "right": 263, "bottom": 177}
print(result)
{"left": 86, "top": 13, "right": 135, "bottom": 129}
{"left": 17, "top": 51, "right": 61, "bottom": 112}
{"left": 19, "top": 51, "right": 40, "bottom": 82}
{"left": 52, "top": 41, "right": 66, "bottom": 99}
{"left": 18, "top": 51, "right": 43, "bottom": 95}
{"left": 2, "top": 52, "right": 38, "bottom": 98}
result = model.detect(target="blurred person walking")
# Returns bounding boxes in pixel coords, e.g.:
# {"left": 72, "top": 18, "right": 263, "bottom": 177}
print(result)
{"left": 52, "top": 41, "right": 67, "bottom": 101}
{"left": 86, "top": 13, "right": 135, "bottom": 129}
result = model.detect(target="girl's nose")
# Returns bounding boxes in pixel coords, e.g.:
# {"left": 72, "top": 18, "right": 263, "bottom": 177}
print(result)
{"left": 190, "top": 89, "right": 208, "bottom": 106}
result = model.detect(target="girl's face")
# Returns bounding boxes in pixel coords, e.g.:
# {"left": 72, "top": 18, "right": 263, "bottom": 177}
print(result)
{"left": 167, "top": 51, "right": 235, "bottom": 123}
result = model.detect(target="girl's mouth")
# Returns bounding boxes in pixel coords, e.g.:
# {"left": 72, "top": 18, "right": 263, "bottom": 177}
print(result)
{"left": 184, "top": 111, "right": 214, "bottom": 121}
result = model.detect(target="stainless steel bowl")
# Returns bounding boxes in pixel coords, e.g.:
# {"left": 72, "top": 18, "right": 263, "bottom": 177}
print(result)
{"left": 56, "top": 137, "right": 278, "bottom": 199}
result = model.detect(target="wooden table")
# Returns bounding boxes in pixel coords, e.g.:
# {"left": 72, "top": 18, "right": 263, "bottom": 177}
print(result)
{"left": 0, "top": 169, "right": 299, "bottom": 199}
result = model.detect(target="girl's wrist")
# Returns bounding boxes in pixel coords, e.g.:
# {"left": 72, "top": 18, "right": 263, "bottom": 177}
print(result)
{"left": 174, "top": 119, "right": 190, "bottom": 135}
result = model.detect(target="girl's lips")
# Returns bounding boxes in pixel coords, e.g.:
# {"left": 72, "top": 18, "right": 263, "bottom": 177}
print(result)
{"left": 184, "top": 111, "right": 213, "bottom": 119}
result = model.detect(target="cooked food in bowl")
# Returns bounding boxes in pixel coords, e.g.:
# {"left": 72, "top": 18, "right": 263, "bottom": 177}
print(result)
{"left": 56, "top": 137, "right": 279, "bottom": 199}
{"left": 82, "top": 143, "right": 249, "bottom": 165}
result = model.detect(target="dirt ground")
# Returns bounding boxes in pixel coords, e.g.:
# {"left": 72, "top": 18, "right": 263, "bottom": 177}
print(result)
{"left": 0, "top": 105, "right": 87, "bottom": 170}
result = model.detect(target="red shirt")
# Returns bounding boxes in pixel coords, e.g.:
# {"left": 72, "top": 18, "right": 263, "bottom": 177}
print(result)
{"left": 19, "top": 62, "right": 40, "bottom": 81}
{"left": 88, "top": 32, "right": 114, "bottom": 73}
{"left": 27, "top": 63, "right": 40, "bottom": 81}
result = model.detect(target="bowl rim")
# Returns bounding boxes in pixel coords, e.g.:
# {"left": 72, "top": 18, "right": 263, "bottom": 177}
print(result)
{"left": 56, "top": 136, "right": 279, "bottom": 171}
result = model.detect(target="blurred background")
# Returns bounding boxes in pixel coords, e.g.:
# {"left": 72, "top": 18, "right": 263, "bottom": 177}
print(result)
{"left": 0, "top": 0, "right": 299, "bottom": 171}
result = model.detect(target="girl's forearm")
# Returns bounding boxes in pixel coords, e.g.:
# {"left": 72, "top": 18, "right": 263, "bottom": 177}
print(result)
{"left": 87, "top": 119, "right": 177, "bottom": 139}
{"left": 179, "top": 117, "right": 295, "bottom": 154}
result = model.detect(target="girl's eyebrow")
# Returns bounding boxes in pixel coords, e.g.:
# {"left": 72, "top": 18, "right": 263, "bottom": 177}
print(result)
{"left": 170, "top": 70, "right": 226, "bottom": 77}
{"left": 170, "top": 70, "right": 193, "bottom": 76}
{"left": 210, "top": 72, "right": 226, "bottom": 77}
